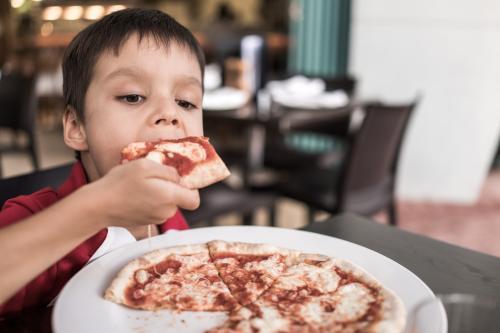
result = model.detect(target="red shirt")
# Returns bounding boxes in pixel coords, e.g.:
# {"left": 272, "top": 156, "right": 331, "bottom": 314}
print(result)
{"left": 0, "top": 161, "right": 188, "bottom": 316}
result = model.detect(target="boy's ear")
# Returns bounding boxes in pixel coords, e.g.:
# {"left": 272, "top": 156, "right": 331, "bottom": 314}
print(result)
{"left": 63, "top": 106, "right": 88, "bottom": 151}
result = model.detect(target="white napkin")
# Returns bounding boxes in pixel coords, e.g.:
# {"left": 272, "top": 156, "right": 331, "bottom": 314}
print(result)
{"left": 317, "top": 90, "right": 349, "bottom": 108}
{"left": 47, "top": 226, "right": 136, "bottom": 307}
{"left": 272, "top": 89, "right": 349, "bottom": 109}
{"left": 203, "top": 86, "right": 249, "bottom": 111}
{"left": 266, "top": 76, "right": 349, "bottom": 109}
{"left": 87, "top": 227, "right": 136, "bottom": 263}
{"left": 268, "top": 75, "right": 326, "bottom": 99}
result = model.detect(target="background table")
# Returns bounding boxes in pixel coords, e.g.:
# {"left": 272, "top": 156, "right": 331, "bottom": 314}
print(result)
{"left": 304, "top": 213, "right": 500, "bottom": 299}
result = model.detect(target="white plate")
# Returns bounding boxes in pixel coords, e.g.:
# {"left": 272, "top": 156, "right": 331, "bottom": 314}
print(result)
{"left": 53, "top": 226, "right": 446, "bottom": 333}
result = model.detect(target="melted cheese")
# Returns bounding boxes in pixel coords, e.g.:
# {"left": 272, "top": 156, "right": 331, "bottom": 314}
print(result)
{"left": 145, "top": 150, "right": 165, "bottom": 164}
{"left": 332, "top": 283, "right": 374, "bottom": 322}
{"left": 299, "top": 300, "right": 323, "bottom": 324}
{"left": 276, "top": 263, "right": 340, "bottom": 293}
{"left": 124, "top": 142, "right": 147, "bottom": 154}
{"left": 155, "top": 141, "right": 206, "bottom": 162}
{"left": 138, "top": 252, "right": 235, "bottom": 309}
{"left": 250, "top": 306, "right": 290, "bottom": 333}
{"left": 243, "top": 254, "right": 285, "bottom": 278}
{"left": 217, "top": 257, "right": 238, "bottom": 265}
{"left": 135, "top": 269, "right": 150, "bottom": 284}
{"left": 174, "top": 282, "right": 227, "bottom": 308}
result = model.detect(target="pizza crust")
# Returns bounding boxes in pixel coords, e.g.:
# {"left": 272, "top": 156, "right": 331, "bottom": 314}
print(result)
{"left": 369, "top": 288, "right": 406, "bottom": 333}
{"left": 104, "top": 243, "right": 208, "bottom": 305}
{"left": 208, "top": 240, "right": 301, "bottom": 258}
{"left": 180, "top": 156, "right": 231, "bottom": 189}
{"left": 330, "top": 257, "right": 406, "bottom": 333}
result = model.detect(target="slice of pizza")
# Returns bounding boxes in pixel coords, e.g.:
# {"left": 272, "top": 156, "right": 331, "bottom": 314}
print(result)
{"left": 209, "top": 253, "right": 405, "bottom": 333}
{"left": 104, "top": 244, "right": 239, "bottom": 312}
{"left": 121, "top": 136, "right": 230, "bottom": 189}
{"left": 207, "top": 240, "right": 301, "bottom": 307}
{"left": 207, "top": 253, "right": 333, "bottom": 332}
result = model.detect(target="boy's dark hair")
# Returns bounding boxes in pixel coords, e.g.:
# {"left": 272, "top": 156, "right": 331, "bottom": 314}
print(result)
{"left": 62, "top": 8, "right": 205, "bottom": 122}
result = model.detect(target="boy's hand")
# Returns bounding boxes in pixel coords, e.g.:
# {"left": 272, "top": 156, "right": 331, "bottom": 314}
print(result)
{"left": 86, "top": 159, "right": 200, "bottom": 229}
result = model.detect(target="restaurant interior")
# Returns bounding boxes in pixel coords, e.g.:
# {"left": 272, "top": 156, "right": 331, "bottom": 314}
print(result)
{"left": 0, "top": 0, "right": 500, "bottom": 333}
{"left": 1, "top": 0, "right": 500, "bottom": 257}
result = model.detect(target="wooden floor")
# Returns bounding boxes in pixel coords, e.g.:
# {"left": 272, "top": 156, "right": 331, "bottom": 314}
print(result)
{"left": 2, "top": 128, "right": 499, "bottom": 258}
{"left": 394, "top": 170, "right": 500, "bottom": 258}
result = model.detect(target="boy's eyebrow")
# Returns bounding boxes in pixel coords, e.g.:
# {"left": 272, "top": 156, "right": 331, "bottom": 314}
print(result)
{"left": 103, "top": 69, "right": 202, "bottom": 90}
{"left": 177, "top": 76, "right": 203, "bottom": 90}
{"left": 104, "top": 67, "right": 143, "bottom": 82}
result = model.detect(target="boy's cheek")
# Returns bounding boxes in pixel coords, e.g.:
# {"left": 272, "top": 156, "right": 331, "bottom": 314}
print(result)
{"left": 185, "top": 113, "right": 204, "bottom": 136}
{"left": 87, "top": 135, "right": 127, "bottom": 170}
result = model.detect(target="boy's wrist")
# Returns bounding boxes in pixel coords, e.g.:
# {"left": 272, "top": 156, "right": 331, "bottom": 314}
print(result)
{"left": 72, "top": 183, "right": 113, "bottom": 230}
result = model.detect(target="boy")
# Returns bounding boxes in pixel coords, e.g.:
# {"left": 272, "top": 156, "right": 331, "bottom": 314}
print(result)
{"left": 0, "top": 8, "right": 204, "bottom": 316}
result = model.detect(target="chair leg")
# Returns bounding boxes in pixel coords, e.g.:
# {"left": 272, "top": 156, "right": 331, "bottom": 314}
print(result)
{"left": 388, "top": 201, "right": 397, "bottom": 226}
{"left": 308, "top": 207, "right": 316, "bottom": 224}
{"left": 269, "top": 205, "right": 276, "bottom": 227}
{"left": 28, "top": 132, "right": 39, "bottom": 170}
{"left": 242, "top": 213, "right": 253, "bottom": 225}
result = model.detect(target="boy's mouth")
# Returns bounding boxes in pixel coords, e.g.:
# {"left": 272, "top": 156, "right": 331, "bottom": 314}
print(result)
{"left": 141, "top": 135, "right": 188, "bottom": 143}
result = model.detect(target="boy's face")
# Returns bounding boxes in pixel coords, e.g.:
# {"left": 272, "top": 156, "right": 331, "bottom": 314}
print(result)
{"left": 65, "top": 34, "right": 203, "bottom": 181}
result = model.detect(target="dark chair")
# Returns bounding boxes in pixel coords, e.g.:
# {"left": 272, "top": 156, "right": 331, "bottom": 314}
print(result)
{"left": 202, "top": 116, "right": 251, "bottom": 173}
{"left": 321, "top": 75, "right": 357, "bottom": 97}
{"left": 271, "top": 100, "right": 418, "bottom": 226}
{"left": 185, "top": 116, "right": 277, "bottom": 227}
{"left": 0, "top": 71, "right": 39, "bottom": 177}
{"left": 262, "top": 104, "right": 353, "bottom": 172}
{"left": 181, "top": 182, "right": 277, "bottom": 227}
{"left": 261, "top": 73, "right": 356, "bottom": 174}
{"left": 0, "top": 163, "right": 72, "bottom": 207}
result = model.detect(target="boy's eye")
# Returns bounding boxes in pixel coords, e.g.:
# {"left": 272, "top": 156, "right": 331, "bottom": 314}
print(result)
{"left": 117, "top": 94, "right": 145, "bottom": 105}
{"left": 176, "top": 99, "right": 197, "bottom": 110}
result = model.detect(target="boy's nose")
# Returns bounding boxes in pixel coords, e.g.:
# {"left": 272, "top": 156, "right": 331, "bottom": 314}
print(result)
{"left": 154, "top": 117, "right": 178, "bottom": 126}
{"left": 150, "top": 102, "right": 180, "bottom": 127}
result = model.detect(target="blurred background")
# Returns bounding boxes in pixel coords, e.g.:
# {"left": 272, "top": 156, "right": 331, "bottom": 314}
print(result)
{"left": 1, "top": 0, "right": 499, "bottom": 257}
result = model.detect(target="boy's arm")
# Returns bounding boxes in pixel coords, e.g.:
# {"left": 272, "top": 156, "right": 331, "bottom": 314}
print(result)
{"left": 0, "top": 159, "right": 199, "bottom": 305}
{"left": 0, "top": 186, "right": 107, "bottom": 304}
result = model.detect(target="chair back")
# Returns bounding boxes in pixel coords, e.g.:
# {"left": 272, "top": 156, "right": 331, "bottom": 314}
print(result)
{"left": 278, "top": 105, "right": 353, "bottom": 136}
{"left": 0, "top": 163, "right": 73, "bottom": 207}
{"left": 262, "top": 104, "right": 353, "bottom": 174}
{"left": 337, "top": 100, "right": 417, "bottom": 213}
{"left": 322, "top": 76, "right": 356, "bottom": 97}
{"left": 0, "top": 71, "right": 37, "bottom": 132}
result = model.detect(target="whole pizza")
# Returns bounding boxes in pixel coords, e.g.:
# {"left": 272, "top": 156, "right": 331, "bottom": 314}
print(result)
{"left": 105, "top": 241, "right": 406, "bottom": 332}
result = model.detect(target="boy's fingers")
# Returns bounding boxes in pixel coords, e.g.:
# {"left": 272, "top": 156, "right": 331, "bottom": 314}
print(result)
{"left": 166, "top": 184, "right": 200, "bottom": 211}
{"left": 128, "top": 159, "right": 200, "bottom": 210}
{"left": 131, "top": 159, "right": 180, "bottom": 183}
